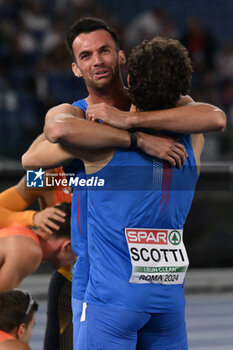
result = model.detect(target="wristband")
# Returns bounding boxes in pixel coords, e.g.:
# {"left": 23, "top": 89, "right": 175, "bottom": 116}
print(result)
{"left": 128, "top": 129, "right": 137, "bottom": 149}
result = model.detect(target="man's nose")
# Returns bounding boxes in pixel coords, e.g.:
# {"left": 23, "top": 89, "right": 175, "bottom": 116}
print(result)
{"left": 93, "top": 53, "right": 103, "bottom": 66}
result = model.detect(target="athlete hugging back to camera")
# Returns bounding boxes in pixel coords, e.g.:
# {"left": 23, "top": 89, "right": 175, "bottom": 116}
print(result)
{"left": 22, "top": 17, "right": 226, "bottom": 350}
{"left": 74, "top": 37, "right": 203, "bottom": 350}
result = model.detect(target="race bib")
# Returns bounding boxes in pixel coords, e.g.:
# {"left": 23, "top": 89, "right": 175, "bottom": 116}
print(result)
{"left": 125, "top": 228, "right": 189, "bottom": 285}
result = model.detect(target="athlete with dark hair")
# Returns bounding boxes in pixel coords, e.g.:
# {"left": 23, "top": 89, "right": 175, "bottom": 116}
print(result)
{"left": 0, "top": 202, "right": 75, "bottom": 292}
{"left": 22, "top": 17, "right": 226, "bottom": 350}
{"left": 0, "top": 289, "right": 38, "bottom": 350}
{"left": 65, "top": 17, "right": 120, "bottom": 58}
{"left": 128, "top": 37, "right": 193, "bottom": 111}
{"left": 0, "top": 171, "right": 74, "bottom": 350}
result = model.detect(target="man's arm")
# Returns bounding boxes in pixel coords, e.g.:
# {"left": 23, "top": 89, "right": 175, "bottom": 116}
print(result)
{"left": 22, "top": 134, "right": 77, "bottom": 170}
{"left": 46, "top": 103, "right": 86, "bottom": 121}
{"left": 23, "top": 128, "right": 187, "bottom": 170}
{"left": 0, "top": 207, "right": 36, "bottom": 229}
{"left": 0, "top": 177, "right": 67, "bottom": 233}
{"left": 85, "top": 96, "right": 226, "bottom": 133}
{"left": 23, "top": 103, "right": 188, "bottom": 170}
{"left": 46, "top": 114, "right": 189, "bottom": 167}
{"left": 44, "top": 113, "right": 131, "bottom": 149}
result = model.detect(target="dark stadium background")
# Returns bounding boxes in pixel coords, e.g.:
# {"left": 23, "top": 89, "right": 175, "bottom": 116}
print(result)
{"left": 0, "top": 0, "right": 233, "bottom": 268}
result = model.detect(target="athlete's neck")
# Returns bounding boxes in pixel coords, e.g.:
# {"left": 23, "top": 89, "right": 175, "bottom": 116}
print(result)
{"left": 86, "top": 85, "right": 131, "bottom": 111}
{"left": 36, "top": 233, "right": 54, "bottom": 262}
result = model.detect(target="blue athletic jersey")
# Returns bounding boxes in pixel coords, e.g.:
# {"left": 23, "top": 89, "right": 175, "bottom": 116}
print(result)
{"left": 84, "top": 135, "right": 198, "bottom": 313}
{"left": 64, "top": 98, "right": 89, "bottom": 300}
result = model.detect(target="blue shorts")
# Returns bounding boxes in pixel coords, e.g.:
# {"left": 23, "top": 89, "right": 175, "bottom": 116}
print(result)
{"left": 76, "top": 303, "right": 188, "bottom": 350}
{"left": 72, "top": 297, "right": 84, "bottom": 350}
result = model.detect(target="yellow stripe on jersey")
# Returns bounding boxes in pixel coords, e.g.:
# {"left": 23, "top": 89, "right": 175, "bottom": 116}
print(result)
{"left": 58, "top": 265, "right": 72, "bottom": 282}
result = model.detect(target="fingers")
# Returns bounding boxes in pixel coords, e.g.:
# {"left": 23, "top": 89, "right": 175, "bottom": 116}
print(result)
{"left": 38, "top": 224, "right": 53, "bottom": 235}
{"left": 37, "top": 219, "right": 60, "bottom": 235}
{"left": 174, "top": 142, "right": 188, "bottom": 158}
{"left": 165, "top": 152, "right": 183, "bottom": 168}
{"left": 86, "top": 104, "right": 101, "bottom": 121}
{"left": 164, "top": 143, "right": 187, "bottom": 168}
{"left": 50, "top": 208, "right": 66, "bottom": 221}
{"left": 167, "top": 150, "right": 183, "bottom": 168}
{"left": 33, "top": 208, "right": 66, "bottom": 234}
{"left": 86, "top": 112, "right": 96, "bottom": 121}
{"left": 86, "top": 113, "right": 102, "bottom": 123}
{"left": 171, "top": 152, "right": 181, "bottom": 168}
{"left": 164, "top": 155, "right": 176, "bottom": 168}
{"left": 170, "top": 150, "right": 184, "bottom": 168}
{"left": 45, "top": 220, "right": 60, "bottom": 231}
{"left": 169, "top": 142, "right": 188, "bottom": 168}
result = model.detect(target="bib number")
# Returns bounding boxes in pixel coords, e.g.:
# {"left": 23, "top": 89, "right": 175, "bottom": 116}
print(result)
{"left": 125, "top": 228, "right": 189, "bottom": 285}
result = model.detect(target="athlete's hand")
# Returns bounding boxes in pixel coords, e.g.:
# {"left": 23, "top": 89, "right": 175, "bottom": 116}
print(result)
{"left": 33, "top": 207, "right": 66, "bottom": 234}
{"left": 86, "top": 103, "right": 129, "bottom": 129}
{"left": 137, "top": 132, "right": 188, "bottom": 168}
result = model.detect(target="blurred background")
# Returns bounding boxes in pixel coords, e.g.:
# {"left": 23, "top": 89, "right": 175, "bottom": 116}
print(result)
{"left": 1, "top": 1, "right": 233, "bottom": 349}
{"left": 0, "top": 0, "right": 233, "bottom": 266}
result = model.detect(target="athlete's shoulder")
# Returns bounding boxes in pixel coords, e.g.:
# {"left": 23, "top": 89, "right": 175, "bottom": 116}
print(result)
{"left": 0, "top": 339, "right": 31, "bottom": 350}
{"left": 3, "top": 227, "right": 42, "bottom": 267}
{"left": 46, "top": 103, "right": 85, "bottom": 119}
{"left": 72, "top": 98, "right": 88, "bottom": 112}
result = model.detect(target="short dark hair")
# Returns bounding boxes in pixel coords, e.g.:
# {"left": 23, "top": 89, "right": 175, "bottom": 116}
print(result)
{"left": 128, "top": 37, "right": 193, "bottom": 111}
{"left": 65, "top": 17, "right": 120, "bottom": 60}
{"left": 0, "top": 290, "right": 38, "bottom": 332}
{"left": 50, "top": 202, "right": 71, "bottom": 239}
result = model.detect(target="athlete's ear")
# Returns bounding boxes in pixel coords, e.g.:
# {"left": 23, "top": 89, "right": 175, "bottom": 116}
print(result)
{"left": 61, "top": 240, "right": 76, "bottom": 257}
{"left": 118, "top": 50, "right": 126, "bottom": 66}
{"left": 16, "top": 323, "right": 26, "bottom": 340}
{"left": 61, "top": 240, "right": 72, "bottom": 252}
{"left": 72, "top": 62, "right": 82, "bottom": 78}
{"left": 60, "top": 240, "right": 76, "bottom": 264}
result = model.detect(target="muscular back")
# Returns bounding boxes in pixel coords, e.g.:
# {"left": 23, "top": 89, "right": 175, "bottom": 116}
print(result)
{"left": 0, "top": 229, "right": 42, "bottom": 291}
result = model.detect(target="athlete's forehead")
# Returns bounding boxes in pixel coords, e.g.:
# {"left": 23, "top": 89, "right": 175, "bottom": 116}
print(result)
{"left": 72, "top": 29, "right": 117, "bottom": 56}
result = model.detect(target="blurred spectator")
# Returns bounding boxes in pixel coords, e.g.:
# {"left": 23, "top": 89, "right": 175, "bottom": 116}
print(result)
{"left": 41, "top": 19, "right": 65, "bottom": 54}
{"left": 55, "top": 0, "right": 109, "bottom": 22}
{"left": 0, "top": 0, "right": 22, "bottom": 19}
{"left": 0, "top": 1, "right": 232, "bottom": 160}
{"left": 181, "top": 16, "right": 216, "bottom": 74}
{"left": 15, "top": 19, "right": 39, "bottom": 62}
{"left": 216, "top": 41, "right": 233, "bottom": 82}
{"left": 19, "top": 1, "right": 50, "bottom": 39}
{"left": 180, "top": 15, "right": 221, "bottom": 162}
{"left": 220, "top": 80, "right": 233, "bottom": 115}
{"left": 123, "top": 6, "right": 177, "bottom": 49}
{"left": 0, "top": 19, "right": 15, "bottom": 80}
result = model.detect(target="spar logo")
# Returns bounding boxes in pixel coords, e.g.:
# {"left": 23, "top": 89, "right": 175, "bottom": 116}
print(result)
{"left": 168, "top": 230, "right": 181, "bottom": 245}
{"left": 125, "top": 229, "right": 168, "bottom": 245}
